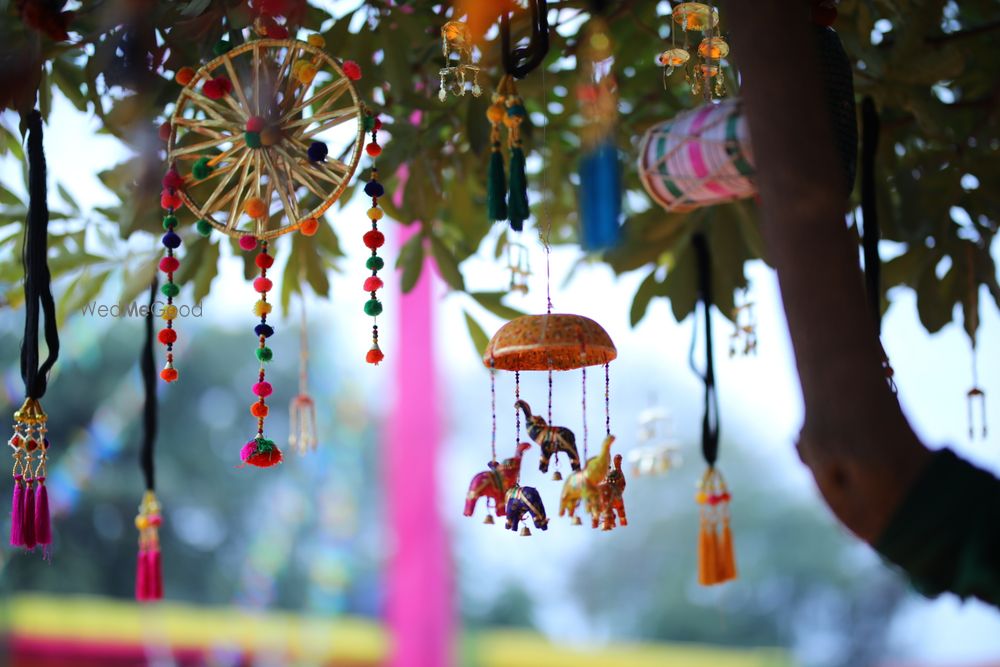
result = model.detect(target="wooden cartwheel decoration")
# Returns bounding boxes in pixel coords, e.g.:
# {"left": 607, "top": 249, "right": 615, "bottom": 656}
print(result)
{"left": 167, "top": 38, "right": 365, "bottom": 239}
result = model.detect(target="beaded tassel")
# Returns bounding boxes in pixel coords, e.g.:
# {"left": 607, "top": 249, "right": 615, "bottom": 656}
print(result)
{"left": 362, "top": 112, "right": 386, "bottom": 365}
{"left": 135, "top": 491, "right": 163, "bottom": 601}
{"left": 9, "top": 398, "right": 50, "bottom": 551}
{"left": 696, "top": 466, "right": 737, "bottom": 586}
{"left": 158, "top": 165, "right": 184, "bottom": 383}
{"left": 241, "top": 236, "right": 283, "bottom": 468}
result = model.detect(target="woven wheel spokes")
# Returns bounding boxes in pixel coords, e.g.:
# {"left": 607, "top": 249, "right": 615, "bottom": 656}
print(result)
{"left": 167, "top": 39, "right": 364, "bottom": 239}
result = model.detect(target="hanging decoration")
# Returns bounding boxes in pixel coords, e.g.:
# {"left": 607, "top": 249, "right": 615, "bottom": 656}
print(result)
{"left": 577, "top": 8, "right": 621, "bottom": 250}
{"left": 626, "top": 406, "right": 683, "bottom": 477}
{"left": 158, "top": 164, "right": 184, "bottom": 383}
{"left": 136, "top": 280, "right": 164, "bottom": 602}
{"left": 288, "top": 294, "right": 318, "bottom": 453}
{"left": 691, "top": 233, "right": 737, "bottom": 586}
{"left": 163, "top": 30, "right": 378, "bottom": 465}
{"left": 439, "top": 18, "right": 482, "bottom": 100}
{"left": 729, "top": 286, "right": 757, "bottom": 357}
{"left": 505, "top": 239, "right": 531, "bottom": 295}
{"left": 9, "top": 110, "right": 59, "bottom": 555}
{"left": 362, "top": 111, "right": 387, "bottom": 366}
{"left": 964, "top": 243, "right": 987, "bottom": 440}
{"left": 657, "top": 2, "right": 729, "bottom": 99}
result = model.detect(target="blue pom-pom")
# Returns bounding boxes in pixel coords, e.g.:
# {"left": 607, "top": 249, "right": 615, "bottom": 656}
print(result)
{"left": 162, "top": 230, "right": 182, "bottom": 249}
{"left": 364, "top": 181, "right": 385, "bottom": 198}
{"left": 255, "top": 323, "right": 275, "bottom": 338}
{"left": 307, "top": 141, "right": 328, "bottom": 162}
{"left": 506, "top": 104, "right": 527, "bottom": 118}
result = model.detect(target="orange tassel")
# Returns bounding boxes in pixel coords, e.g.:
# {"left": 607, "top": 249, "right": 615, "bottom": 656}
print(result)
{"left": 717, "top": 517, "right": 737, "bottom": 583}
{"left": 698, "top": 517, "right": 718, "bottom": 586}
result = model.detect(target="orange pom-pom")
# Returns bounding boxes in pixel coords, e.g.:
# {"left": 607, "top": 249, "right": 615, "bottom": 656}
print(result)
{"left": 366, "top": 344, "right": 384, "bottom": 365}
{"left": 160, "top": 368, "right": 179, "bottom": 382}
{"left": 251, "top": 402, "right": 269, "bottom": 418}
{"left": 175, "top": 67, "right": 196, "bottom": 86}
{"left": 300, "top": 218, "right": 319, "bottom": 236}
{"left": 245, "top": 197, "right": 267, "bottom": 218}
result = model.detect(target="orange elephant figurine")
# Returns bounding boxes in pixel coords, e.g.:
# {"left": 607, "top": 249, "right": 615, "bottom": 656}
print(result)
{"left": 464, "top": 442, "right": 531, "bottom": 523}
{"left": 599, "top": 453, "right": 627, "bottom": 530}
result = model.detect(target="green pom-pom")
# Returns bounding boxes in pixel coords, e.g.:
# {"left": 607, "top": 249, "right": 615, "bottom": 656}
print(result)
{"left": 192, "top": 157, "right": 213, "bottom": 180}
{"left": 196, "top": 219, "right": 213, "bottom": 237}
{"left": 364, "top": 298, "right": 383, "bottom": 317}
{"left": 487, "top": 146, "right": 508, "bottom": 221}
{"left": 162, "top": 214, "right": 179, "bottom": 230}
{"left": 362, "top": 114, "right": 375, "bottom": 132}
{"left": 506, "top": 104, "right": 527, "bottom": 118}
{"left": 160, "top": 282, "right": 180, "bottom": 298}
{"left": 213, "top": 40, "right": 232, "bottom": 56}
{"left": 366, "top": 256, "right": 385, "bottom": 271}
{"left": 256, "top": 346, "right": 273, "bottom": 362}
{"left": 507, "top": 146, "right": 529, "bottom": 232}
{"left": 245, "top": 131, "right": 262, "bottom": 149}
{"left": 254, "top": 436, "right": 276, "bottom": 452}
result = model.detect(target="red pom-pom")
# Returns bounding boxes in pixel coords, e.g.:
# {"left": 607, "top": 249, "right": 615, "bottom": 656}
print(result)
{"left": 239, "top": 235, "right": 258, "bottom": 251}
{"left": 160, "top": 368, "right": 179, "bottom": 382}
{"left": 162, "top": 169, "right": 184, "bottom": 190}
{"left": 257, "top": 0, "right": 287, "bottom": 15}
{"left": 366, "top": 345, "right": 384, "bottom": 365}
{"left": 366, "top": 142, "right": 382, "bottom": 157}
{"left": 158, "top": 329, "right": 177, "bottom": 345}
{"left": 159, "top": 256, "right": 180, "bottom": 273}
{"left": 246, "top": 116, "right": 265, "bottom": 132}
{"left": 254, "top": 277, "right": 273, "bottom": 293}
{"left": 267, "top": 25, "right": 289, "bottom": 39}
{"left": 363, "top": 230, "right": 385, "bottom": 249}
{"left": 160, "top": 192, "right": 183, "bottom": 210}
{"left": 247, "top": 447, "right": 283, "bottom": 467}
{"left": 342, "top": 60, "right": 362, "bottom": 81}
{"left": 811, "top": 4, "right": 837, "bottom": 26}
{"left": 158, "top": 121, "right": 171, "bottom": 142}
{"left": 299, "top": 218, "right": 319, "bottom": 236}
{"left": 251, "top": 402, "right": 269, "bottom": 418}
{"left": 363, "top": 276, "right": 384, "bottom": 292}
{"left": 255, "top": 252, "right": 275, "bottom": 269}
{"left": 373, "top": 117, "right": 383, "bottom": 131}
{"left": 203, "top": 77, "right": 233, "bottom": 100}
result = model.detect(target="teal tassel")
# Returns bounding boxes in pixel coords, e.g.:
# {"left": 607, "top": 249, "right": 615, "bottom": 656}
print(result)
{"left": 487, "top": 145, "right": 508, "bottom": 222}
{"left": 507, "top": 145, "right": 529, "bottom": 232}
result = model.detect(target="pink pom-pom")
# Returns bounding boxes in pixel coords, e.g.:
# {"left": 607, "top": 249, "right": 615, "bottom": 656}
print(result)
{"left": 240, "top": 440, "right": 257, "bottom": 462}
{"left": 363, "top": 276, "right": 383, "bottom": 292}
{"left": 342, "top": 60, "right": 362, "bottom": 81}
{"left": 253, "top": 277, "right": 273, "bottom": 293}
{"left": 239, "top": 235, "right": 257, "bottom": 251}
{"left": 252, "top": 381, "right": 273, "bottom": 397}
{"left": 162, "top": 169, "right": 184, "bottom": 190}
{"left": 159, "top": 256, "right": 180, "bottom": 273}
{"left": 246, "top": 116, "right": 265, "bottom": 132}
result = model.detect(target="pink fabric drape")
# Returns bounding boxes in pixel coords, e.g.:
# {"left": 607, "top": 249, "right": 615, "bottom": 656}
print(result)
{"left": 383, "top": 214, "right": 453, "bottom": 667}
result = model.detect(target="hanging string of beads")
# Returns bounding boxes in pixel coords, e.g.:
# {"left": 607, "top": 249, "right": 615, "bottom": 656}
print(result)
{"left": 490, "top": 359, "right": 498, "bottom": 464}
{"left": 159, "top": 164, "right": 184, "bottom": 383}
{"left": 604, "top": 363, "right": 611, "bottom": 437}
{"left": 362, "top": 110, "right": 387, "bottom": 365}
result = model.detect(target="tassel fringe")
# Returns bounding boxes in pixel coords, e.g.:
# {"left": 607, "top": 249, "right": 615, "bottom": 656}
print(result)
{"left": 696, "top": 466, "right": 738, "bottom": 586}
{"left": 135, "top": 491, "right": 164, "bottom": 602}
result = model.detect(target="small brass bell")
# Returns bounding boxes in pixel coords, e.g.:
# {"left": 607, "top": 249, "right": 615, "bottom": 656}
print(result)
{"left": 519, "top": 526, "right": 532, "bottom": 537}
{"left": 552, "top": 471, "right": 562, "bottom": 481}
{"left": 572, "top": 516, "right": 582, "bottom": 526}
{"left": 484, "top": 515, "right": 495, "bottom": 525}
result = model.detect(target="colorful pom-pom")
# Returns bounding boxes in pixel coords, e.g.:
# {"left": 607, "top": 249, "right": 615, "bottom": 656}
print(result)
{"left": 364, "top": 299, "right": 383, "bottom": 317}
{"left": 175, "top": 67, "right": 196, "bottom": 86}
{"left": 253, "top": 300, "right": 273, "bottom": 317}
{"left": 241, "top": 437, "right": 283, "bottom": 467}
{"left": 255, "top": 323, "right": 275, "bottom": 338}
{"left": 342, "top": 60, "right": 362, "bottom": 80}
{"left": 158, "top": 329, "right": 177, "bottom": 344}
{"left": 196, "top": 219, "right": 213, "bottom": 237}
{"left": 374, "top": 117, "right": 383, "bottom": 131}
{"left": 253, "top": 277, "right": 273, "bottom": 293}
{"left": 300, "top": 218, "right": 319, "bottom": 236}
{"left": 162, "top": 230, "right": 182, "bottom": 249}
{"left": 245, "top": 197, "right": 268, "bottom": 219}
{"left": 367, "top": 207, "right": 384, "bottom": 221}
{"left": 202, "top": 77, "right": 233, "bottom": 100}
{"left": 487, "top": 104, "right": 505, "bottom": 124}
{"left": 362, "top": 114, "right": 375, "bottom": 132}
{"left": 163, "top": 169, "right": 184, "bottom": 190}
{"left": 307, "top": 141, "right": 328, "bottom": 162}
{"left": 246, "top": 116, "right": 265, "bottom": 132}
{"left": 162, "top": 215, "right": 179, "bottom": 230}
{"left": 366, "top": 256, "right": 385, "bottom": 271}
{"left": 192, "top": 157, "right": 213, "bottom": 180}
{"left": 296, "top": 64, "right": 318, "bottom": 85}
{"left": 260, "top": 127, "right": 281, "bottom": 146}
{"left": 245, "top": 131, "right": 262, "bottom": 149}
{"left": 161, "top": 282, "right": 180, "bottom": 298}
{"left": 161, "top": 304, "right": 178, "bottom": 321}
{"left": 161, "top": 192, "right": 183, "bottom": 210}
{"left": 363, "top": 276, "right": 384, "bottom": 292}
{"left": 506, "top": 104, "right": 527, "bottom": 119}
{"left": 363, "top": 181, "right": 385, "bottom": 198}
{"left": 158, "top": 121, "right": 172, "bottom": 142}
{"left": 252, "top": 381, "right": 273, "bottom": 397}
{"left": 160, "top": 367, "right": 178, "bottom": 382}
{"left": 256, "top": 347, "right": 273, "bottom": 362}
{"left": 366, "top": 344, "right": 384, "bottom": 365}
{"left": 212, "top": 40, "right": 232, "bottom": 56}
{"left": 363, "top": 230, "right": 385, "bottom": 249}
{"left": 255, "top": 252, "right": 275, "bottom": 269}
{"left": 308, "top": 34, "right": 325, "bottom": 48}
{"left": 366, "top": 142, "right": 382, "bottom": 157}
{"left": 266, "top": 25, "right": 289, "bottom": 39}
{"left": 251, "top": 402, "right": 269, "bottom": 418}
{"left": 239, "top": 235, "right": 258, "bottom": 251}
{"left": 159, "top": 257, "right": 180, "bottom": 273}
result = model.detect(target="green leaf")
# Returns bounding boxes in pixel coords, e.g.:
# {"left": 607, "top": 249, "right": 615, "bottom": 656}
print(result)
{"left": 630, "top": 268, "right": 660, "bottom": 327}
{"left": 429, "top": 235, "right": 465, "bottom": 291}
{"left": 396, "top": 231, "right": 425, "bottom": 293}
{"left": 463, "top": 310, "right": 490, "bottom": 360}
{"left": 470, "top": 291, "right": 526, "bottom": 321}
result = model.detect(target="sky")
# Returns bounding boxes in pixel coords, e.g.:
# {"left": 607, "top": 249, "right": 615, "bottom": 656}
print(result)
{"left": 2, "top": 83, "right": 1000, "bottom": 665}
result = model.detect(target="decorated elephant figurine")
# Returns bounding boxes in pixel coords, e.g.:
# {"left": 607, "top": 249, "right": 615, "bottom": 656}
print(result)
{"left": 464, "top": 442, "right": 531, "bottom": 522}
{"left": 559, "top": 434, "right": 615, "bottom": 528}
{"left": 504, "top": 484, "right": 548, "bottom": 536}
{"left": 515, "top": 400, "right": 581, "bottom": 473}
{"left": 599, "top": 453, "right": 627, "bottom": 530}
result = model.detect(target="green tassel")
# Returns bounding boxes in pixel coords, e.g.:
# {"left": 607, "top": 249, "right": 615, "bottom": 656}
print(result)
{"left": 487, "top": 145, "right": 508, "bottom": 222}
{"left": 507, "top": 145, "right": 529, "bottom": 232}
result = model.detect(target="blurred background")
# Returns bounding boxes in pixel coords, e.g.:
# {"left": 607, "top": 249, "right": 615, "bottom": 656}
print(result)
{"left": 0, "top": 88, "right": 999, "bottom": 667}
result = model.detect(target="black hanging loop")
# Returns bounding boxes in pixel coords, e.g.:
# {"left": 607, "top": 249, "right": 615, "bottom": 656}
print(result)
{"left": 500, "top": 0, "right": 550, "bottom": 79}
{"left": 20, "top": 110, "right": 59, "bottom": 401}
{"left": 690, "top": 233, "right": 719, "bottom": 467}
{"left": 140, "top": 278, "right": 159, "bottom": 492}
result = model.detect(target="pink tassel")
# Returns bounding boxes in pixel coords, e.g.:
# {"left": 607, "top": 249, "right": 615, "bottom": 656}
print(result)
{"left": 34, "top": 479, "right": 51, "bottom": 546}
{"left": 22, "top": 478, "right": 36, "bottom": 549}
{"left": 149, "top": 549, "right": 163, "bottom": 600}
{"left": 136, "top": 548, "right": 149, "bottom": 601}
{"left": 10, "top": 475, "right": 25, "bottom": 547}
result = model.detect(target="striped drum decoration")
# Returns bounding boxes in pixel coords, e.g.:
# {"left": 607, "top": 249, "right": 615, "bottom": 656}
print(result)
{"left": 638, "top": 98, "right": 755, "bottom": 213}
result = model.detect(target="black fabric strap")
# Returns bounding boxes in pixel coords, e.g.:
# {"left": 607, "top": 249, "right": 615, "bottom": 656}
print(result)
{"left": 500, "top": 0, "right": 549, "bottom": 79}
{"left": 140, "top": 279, "right": 158, "bottom": 491}
{"left": 691, "top": 233, "right": 720, "bottom": 466}
{"left": 860, "top": 96, "right": 881, "bottom": 333}
{"left": 20, "top": 110, "right": 59, "bottom": 400}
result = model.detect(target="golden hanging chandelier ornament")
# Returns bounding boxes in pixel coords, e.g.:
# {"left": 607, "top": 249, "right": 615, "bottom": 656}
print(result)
{"left": 657, "top": 2, "right": 730, "bottom": 99}
{"left": 439, "top": 19, "right": 482, "bottom": 101}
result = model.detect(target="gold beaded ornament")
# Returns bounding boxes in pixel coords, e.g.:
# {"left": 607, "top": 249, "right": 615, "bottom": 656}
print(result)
{"left": 657, "top": 2, "right": 731, "bottom": 99}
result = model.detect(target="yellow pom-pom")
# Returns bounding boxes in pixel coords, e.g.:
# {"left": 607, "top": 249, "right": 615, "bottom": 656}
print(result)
{"left": 296, "top": 64, "right": 318, "bottom": 85}
{"left": 487, "top": 104, "right": 505, "bottom": 124}
{"left": 308, "top": 34, "right": 325, "bottom": 48}
{"left": 135, "top": 516, "right": 149, "bottom": 530}
{"left": 161, "top": 304, "right": 178, "bottom": 321}
{"left": 260, "top": 127, "right": 281, "bottom": 147}
{"left": 292, "top": 60, "right": 307, "bottom": 75}
{"left": 367, "top": 207, "right": 384, "bottom": 221}
{"left": 695, "top": 491, "right": 708, "bottom": 505}
{"left": 253, "top": 300, "right": 273, "bottom": 317}
{"left": 245, "top": 197, "right": 267, "bottom": 219}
